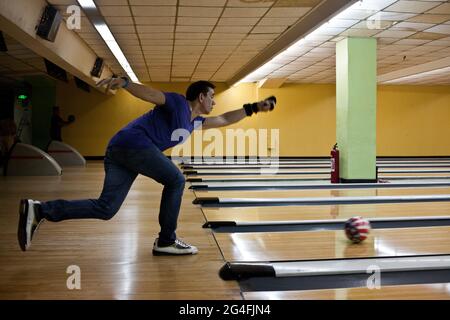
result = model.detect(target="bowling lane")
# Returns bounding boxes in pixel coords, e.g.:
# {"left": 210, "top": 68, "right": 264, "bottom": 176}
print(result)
{"left": 214, "top": 226, "right": 450, "bottom": 262}
{"left": 188, "top": 174, "right": 329, "bottom": 181}
{"left": 190, "top": 180, "right": 450, "bottom": 190}
{"left": 242, "top": 283, "right": 450, "bottom": 300}
{"left": 189, "top": 172, "right": 450, "bottom": 181}
{"left": 184, "top": 164, "right": 450, "bottom": 169}
{"left": 186, "top": 168, "right": 450, "bottom": 175}
{"left": 193, "top": 187, "right": 450, "bottom": 199}
{"left": 202, "top": 202, "right": 450, "bottom": 223}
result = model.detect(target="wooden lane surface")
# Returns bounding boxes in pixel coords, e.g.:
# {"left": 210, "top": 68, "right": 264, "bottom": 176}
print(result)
{"left": 190, "top": 172, "right": 450, "bottom": 181}
{"left": 0, "top": 162, "right": 240, "bottom": 299}
{"left": 189, "top": 174, "right": 329, "bottom": 181}
{"left": 187, "top": 168, "right": 450, "bottom": 173}
{"left": 202, "top": 202, "right": 450, "bottom": 223}
{"left": 184, "top": 164, "right": 450, "bottom": 169}
{"left": 193, "top": 187, "right": 450, "bottom": 199}
{"left": 214, "top": 226, "right": 450, "bottom": 262}
{"left": 243, "top": 283, "right": 450, "bottom": 300}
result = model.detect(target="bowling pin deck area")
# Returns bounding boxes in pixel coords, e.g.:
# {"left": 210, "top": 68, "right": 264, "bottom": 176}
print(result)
{"left": 1, "top": 157, "right": 450, "bottom": 299}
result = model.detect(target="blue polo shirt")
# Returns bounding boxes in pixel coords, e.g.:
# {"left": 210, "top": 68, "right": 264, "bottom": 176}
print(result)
{"left": 108, "top": 92, "right": 205, "bottom": 151}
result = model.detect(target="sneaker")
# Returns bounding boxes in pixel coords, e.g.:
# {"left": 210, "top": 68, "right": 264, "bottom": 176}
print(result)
{"left": 152, "top": 238, "right": 198, "bottom": 256}
{"left": 17, "top": 199, "right": 44, "bottom": 251}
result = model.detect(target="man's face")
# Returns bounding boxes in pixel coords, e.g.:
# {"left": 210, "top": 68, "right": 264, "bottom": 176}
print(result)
{"left": 200, "top": 87, "right": 216, "bottom": 114}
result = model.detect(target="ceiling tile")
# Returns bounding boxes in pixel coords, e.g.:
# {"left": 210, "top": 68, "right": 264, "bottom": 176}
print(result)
{"left": 137, "top": 25, "right": 174, "bottom": 33}
{"left": 178, "top": 6, "right": 223, "bottom": 17}
{"left": 409, "top": 31, "right": 448, "bottom": 40}
{"left": 251, "top": 26, "right": 289, "bottom": 34}
{"left": 407, "top": 14, "right": 450, "bottom": 24}
{"left": 104, "top": 16, "right": 134, "bottom": 25}
{"left": 175, "top": 33, "right": 210, "bottom": 39}
{"left": 424, "top": 24, "right": 450, "bottom": 35}
{"left": 217, "top": 17, "right": 259, "bottom": 26}
{"left": 385, "top": 1, "right": 441, "bottom": 14}
{"left": 179, "top": 0, "right": 225, "bottom": 6}
{"left": 129, "top": 0, "right": 177, "bottom": 5}
{"left": 427, "top": 3, "right": 450, "bottom": 14}
{"left": 265, "top": 7, "right": 311, "bottom": 18}
{"left": 176, "top": 25, "right": 215, "bottom": 33}
{"left": 95, "top": 0, "right": 130, "bottom": 5}
{"left": 177, "top": 17, "right": 219, "bottom": 25}
{"left": 257, "top": 17, "right": 299, "bottom": 26}
{"left": 109, "top": 25, "right": 136, "bottom": 33}
{"left": 337, "top": 9, "right": 377, "bottom": 20}
{"left": 341, "top": 29, "right": 381, "bottom": 37}
{"left": 222, "top": 7, "right": 269, "bottom": 17}
{"left": 228, "top": 0, "right": 274, "bottom": 7}
{"left": 210, "top": 33, "right": 247, "bottom": 40}
{"left": 99, "top": 6, "right": 131, "bottom": 16}
{"left": 375, "top": 30, "right": 417, "bottom": 38}
{"left": 348, "top": 0, "right": 398, "bottom": 11}
{"left": 134, "top": 17, "right": 176, "bottom": 25}
{"left": 131, "top": 6, "right": 176, "bottom": 16}
{"left": 175, "top": 39, "right": 208, "bottom": 46}
{"left": 390, "top": 22, "right": 435, "bottom": 32}
{"left": 394, "top": 38, "right": 431, "bottom": 45}
{"left": 214, "top": 26, "right": 253, "bottom": 33}
{"left": 139, "top": 33, "right": 174, "bottom": 39}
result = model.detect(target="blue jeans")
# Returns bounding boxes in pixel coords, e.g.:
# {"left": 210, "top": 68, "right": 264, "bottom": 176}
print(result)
{"left": 40, "top": 143, "right": 186, "bottom": 245}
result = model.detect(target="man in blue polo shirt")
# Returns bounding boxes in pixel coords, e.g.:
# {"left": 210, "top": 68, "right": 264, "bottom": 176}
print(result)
{"left": 18, "top": 78, "right": 276, "bottom": 255}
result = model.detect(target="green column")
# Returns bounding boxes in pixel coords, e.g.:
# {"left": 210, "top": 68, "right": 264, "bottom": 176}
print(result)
{"left": 25, "top": 76, "right": 56, "bottom": 151}
{"left": 336, "top": 37, "right": 377, "bottom": 182}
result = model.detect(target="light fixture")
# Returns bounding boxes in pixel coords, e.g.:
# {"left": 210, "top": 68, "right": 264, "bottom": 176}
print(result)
{"left": 76, "top": 0, "right": 96, "bottom": 9}
{"left": 233, "top": 0, "right": 365, "bottom": 85}
{"left": 77, "top": 0, "right": 139, "bottom": 83}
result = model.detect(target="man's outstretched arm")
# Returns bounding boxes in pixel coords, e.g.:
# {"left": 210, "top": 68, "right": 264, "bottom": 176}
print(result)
{"left": 96, "top": 77, "right": 165, "bottom": 105}
{"left": 202, "top": 96, "right": 276, "bottom": 129}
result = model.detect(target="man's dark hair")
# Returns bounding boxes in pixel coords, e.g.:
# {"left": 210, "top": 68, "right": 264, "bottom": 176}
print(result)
{"left": 186, "top": 81, "right": 215, "bottom": 102}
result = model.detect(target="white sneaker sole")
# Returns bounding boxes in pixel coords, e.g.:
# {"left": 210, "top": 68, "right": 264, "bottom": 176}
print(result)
{"left": 152, "top": 247, "right": 198, "bottom": 256}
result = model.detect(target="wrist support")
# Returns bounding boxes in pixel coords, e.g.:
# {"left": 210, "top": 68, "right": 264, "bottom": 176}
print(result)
{"left": 243, "top": 102, "right": 258, "bottom": 116}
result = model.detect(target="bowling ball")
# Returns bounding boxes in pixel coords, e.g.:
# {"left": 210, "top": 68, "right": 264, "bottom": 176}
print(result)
{"left": 345, "top": 216, "right": 370, "bottom": 243}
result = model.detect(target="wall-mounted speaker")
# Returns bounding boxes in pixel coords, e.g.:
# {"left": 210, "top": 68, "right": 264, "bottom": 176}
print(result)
{"left": 90, "top": 57, "right": 104, "bottom": 78}
{"left": 44, "top": 59, "right": 68, "bottom": 82}
{"left": 0, "top": 31, "right": 7, "bottom": 52}
{"left": 74, "top": 77, "right": 91, "bottom": 93}
{"left": 36, "top": 5, "right": 62, "bottom": 42}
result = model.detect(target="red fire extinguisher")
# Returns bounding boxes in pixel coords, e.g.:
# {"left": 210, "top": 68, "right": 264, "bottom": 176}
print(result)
{"left": 331, "top": 143, "right": 340, "bottom": 183}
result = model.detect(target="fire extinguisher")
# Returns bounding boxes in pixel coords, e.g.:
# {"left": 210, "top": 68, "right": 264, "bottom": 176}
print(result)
{"left": 331, "top": 143, "right": 340, "bottom": 183}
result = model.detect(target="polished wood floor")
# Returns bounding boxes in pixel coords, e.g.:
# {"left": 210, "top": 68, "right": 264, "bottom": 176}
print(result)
{"left": 0, "top": 162, "right": 240, "bottom": 300}
{"left": 2, "top": 161, "right": 450, "bottom": 299}
{"left": 243, "top": 283, "right": 450, "bottom": 300}
{"left": 202, "top": 202, "right": 450, "bottom": 222}
{"left": 214, "top": 226, "right": 450, "bottom": 262}
{"left": 191, "top": 172, "right": 450, "bottom": 181}
{"left": 194, "top": 187, "right": 450, "bottom": 199}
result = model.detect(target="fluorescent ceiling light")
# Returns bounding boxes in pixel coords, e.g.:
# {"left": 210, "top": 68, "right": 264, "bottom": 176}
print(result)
{"left": 234, "top": 0, "right": 376, "bottom": 85}
{"left": 77, "top": 0, "right": 96, "bottom": 9}
{"left": 77, "top": 1, "right": 139, "bottom": 83}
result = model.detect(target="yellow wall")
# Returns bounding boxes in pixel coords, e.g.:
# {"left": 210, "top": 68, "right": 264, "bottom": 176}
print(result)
{"left": 56, "top": 79, "right": 450, "bottom": 157}
{"left": 377, "top": 85, "right": 450, "bottom": 156}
